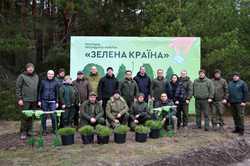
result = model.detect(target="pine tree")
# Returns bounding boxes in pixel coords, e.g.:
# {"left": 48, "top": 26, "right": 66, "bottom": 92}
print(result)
{"left": 116, "top": 64, "right": 126, "bottom": 81}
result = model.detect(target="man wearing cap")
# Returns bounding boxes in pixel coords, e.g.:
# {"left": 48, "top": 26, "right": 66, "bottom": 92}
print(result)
{"left": 228, "top": 72, "right": 248, "bottom": 135}
{"left": 106, "top": 91, "right": 129, "bottom": 128}
{"left": 72, "top": 71, "right": 92, "bottom": 128}
{"left": 55, "top": 68, "right": 65, "bottom": 86}
{"left": 38, "top": 70, "right": 59, "bottom": 135}
{"left": 119, "top": 70, "right": 139, "bottom": 108}
{"left": 88, "top": 66, "right": 101, "bottom": 95}
{"left": 211, "top": 69, "right": 229, "bottom": 129}
{"left": 193, "top": 69, "right": 214, "bottom": 131}
{"left": 129, "top": 93, "right": 151, "bottom": 130}
{"left": 16, "top": 63, "right": 39, "bottom": 139}
{"left": 98, "top": 67, "right": 119, "bottom": 115}
{"left": 55, "top": 68, "right": 66, "bottom": 128}
{"left": 59, "top": 75, "right": 80, "bottom": 127}
{"left": 80, "top": 92, "right": 105, "bottom": 126}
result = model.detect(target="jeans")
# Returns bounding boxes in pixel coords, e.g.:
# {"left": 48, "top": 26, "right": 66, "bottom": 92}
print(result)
{"left": 41, "top": 100, "right": 56, "bottom": 132}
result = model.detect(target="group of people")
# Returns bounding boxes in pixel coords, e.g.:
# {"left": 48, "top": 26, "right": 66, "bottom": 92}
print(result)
{"left": 16, "top": 63, "right": 248, "bottom": 140}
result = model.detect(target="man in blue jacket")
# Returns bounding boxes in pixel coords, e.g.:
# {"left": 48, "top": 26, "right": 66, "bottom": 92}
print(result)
{"left": 134, "top": 66, "right": 151, "bottom": 102}
{"left": 38, "top": 70, "right": 59, "bottom": 135}
{"left": 228, "top": 72, "right": 248, "bottom": 136}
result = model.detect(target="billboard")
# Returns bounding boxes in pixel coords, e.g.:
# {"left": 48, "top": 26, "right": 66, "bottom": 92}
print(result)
{"left": 70, "top": 36, "right": 201, "bottom": 113}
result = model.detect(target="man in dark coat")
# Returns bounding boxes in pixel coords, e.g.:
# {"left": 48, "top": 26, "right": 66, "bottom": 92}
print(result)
{"left": 134, "top": 66, "right": 151, "bottom": 102}
{"left": 179, "top": 70, "right": 193, "bottom": 128}
{"left": 129, "top": 93, "right": 151, "bottom": 130}
{"left": 72, "top": 71, "right": 92, "bottom": 127}
{"left": 151, "top": 69, "right": 170, "bottom": 101}
{"left": 98, "top": 67, "right": 119, "bottom": 118}
{"left": 38, "top": 70, "right": 59, "bottom": 135}
{"left": 80, "top": 92, "right": 105, "bottom": 127}
{"left": 59, "top": 75, "right": 80, "bottom": 127}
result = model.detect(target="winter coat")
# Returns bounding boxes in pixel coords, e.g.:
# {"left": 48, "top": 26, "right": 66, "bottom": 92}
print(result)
{"left": 212, "top": 78, "right": 229, "bottom": 101}
{"left": 88, "top": 73, "right": 101, "bottom": 94}
{"left": 133, "top": 72, "right": 151, "bottom": 99}
{"left": 73, "top": 77, "right": 92, "bottom": 103}
{"left": 16, "top": 72, "right": 39, "bottom": 102}
{"left": 80, "top": 100, "right": 104, "bottom": 121}
{"left": 179, "top": 76, "right": 193, "bottom": 100}
{"left": 228, "top": 79, "right": 248, "bottom": 103}
{"left": 193, "top": 77, "right": 214, "bottom": 100}
{"left": 130, "top": 101, "right": 149, "bottom": 120}
{"left": 59, "top": 83, "right": 79, "bottom": 107}
{"left": 119, "top": 78, "right": 139, "bottom": 103}
{"left": 98, "top": 74, "right": 119, "bottom": 100}
{"left": 106, "top": 96, "right": 129, "bottom": 121}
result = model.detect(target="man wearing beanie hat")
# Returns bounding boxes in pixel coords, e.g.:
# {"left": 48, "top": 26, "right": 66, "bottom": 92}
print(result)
{"left": 80, "top": 92, "right": 105, "bottom": 126}
{"left": 129, "top": 93, "right": 151, "bottom": 130}
{"left": 16, "top": 63, "right": 39, "bottom": 139}
{"left": 106, "top": 91, "right": 129, "bottom": 128}
{"left": 211, "top": 69, "right": 228, "bottom": 130}
{"left": 193, "top": 69, "right": 214, "bottom": 131}
{"left": 98, "top": 67, "right": 119, "bottom": 118}
{"left": 228, "top": 72, "right": 248, "bottom": 135}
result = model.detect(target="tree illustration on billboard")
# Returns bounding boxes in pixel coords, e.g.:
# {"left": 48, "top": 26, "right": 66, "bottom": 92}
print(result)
{"left": 117, "top": 64, "right": 126, "bottom": 81}
{"left": 143, "top": 63, "right": 154, "bottom": 79}
{"left": 166, "top": 66, "right": 174, "bottom": 80}
{"left": 82, "top": 63, "right": 105, "bottom": 77}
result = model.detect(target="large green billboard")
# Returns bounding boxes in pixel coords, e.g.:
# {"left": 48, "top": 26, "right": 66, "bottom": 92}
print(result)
{"left": 70, "top": 37, "right": 200, "bottom": 113}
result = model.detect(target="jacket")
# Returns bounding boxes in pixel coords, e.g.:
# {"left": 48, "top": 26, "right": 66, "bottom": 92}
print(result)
{"left": 16, "top": 72, "right": 39, "bottom": 102}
